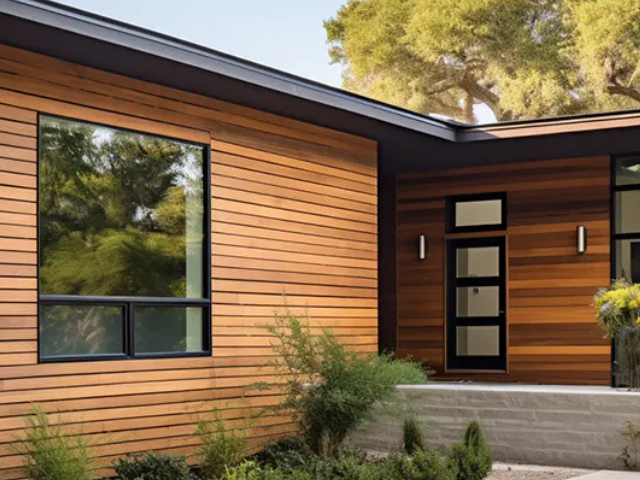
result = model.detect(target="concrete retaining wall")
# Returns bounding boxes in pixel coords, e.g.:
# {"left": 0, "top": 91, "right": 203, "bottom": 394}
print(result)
{"left": 350, "top": 384, "right": 640, "bottom": 470}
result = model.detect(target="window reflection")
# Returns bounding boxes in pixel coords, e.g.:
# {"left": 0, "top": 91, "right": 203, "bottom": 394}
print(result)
{"left": 39, "top": 117, "right": 205, "bottom": 298}
{"left": 40, "top": 304, "right": 124, "bottom": 357}
{"left": 615, "top": 156, "right": 640, "bottom": 186}
{"left": 134, "top": 306, "right": 204, "bottom": 354}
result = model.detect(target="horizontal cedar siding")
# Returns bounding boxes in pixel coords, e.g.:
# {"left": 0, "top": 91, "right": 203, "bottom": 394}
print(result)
{"left": 0, "top": 44, "right": 377, "bottom": 479}
{"left": 396, "top": 156, "right": 610, "bottom": 385}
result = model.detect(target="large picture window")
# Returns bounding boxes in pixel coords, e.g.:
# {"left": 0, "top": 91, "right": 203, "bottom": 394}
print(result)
{"left": 38, "top": 115, "right": 210, "bottom": 361}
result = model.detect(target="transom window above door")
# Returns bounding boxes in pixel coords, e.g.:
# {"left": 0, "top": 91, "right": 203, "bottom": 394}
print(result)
{"left": 446, "top": 192, "right": 507, "bottom": 233}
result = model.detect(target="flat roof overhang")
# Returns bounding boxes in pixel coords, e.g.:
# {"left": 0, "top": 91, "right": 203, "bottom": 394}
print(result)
{"left": 3, "top": 0, "right": 640, "bottom": 146}
{"left": 0, "top": 0, "right": 456, "bottom": 141}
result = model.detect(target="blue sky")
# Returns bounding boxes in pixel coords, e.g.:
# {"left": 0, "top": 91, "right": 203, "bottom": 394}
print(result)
{"left": 57, "top": 0, "right": 346, "bottom": 87}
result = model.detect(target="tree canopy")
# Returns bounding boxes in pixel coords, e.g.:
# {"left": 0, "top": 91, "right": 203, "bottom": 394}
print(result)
{"left": 325, "top": 0, "right": 640, "bottom": 123}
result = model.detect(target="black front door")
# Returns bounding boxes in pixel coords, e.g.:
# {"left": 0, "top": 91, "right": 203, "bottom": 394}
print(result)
{"left": 446, "top": 236, "right": 506, "bottom": 371}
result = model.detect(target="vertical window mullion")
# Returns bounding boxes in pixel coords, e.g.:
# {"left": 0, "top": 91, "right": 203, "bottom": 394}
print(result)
{"left": 127, "top": 302, "right": 135, "bottom": 358}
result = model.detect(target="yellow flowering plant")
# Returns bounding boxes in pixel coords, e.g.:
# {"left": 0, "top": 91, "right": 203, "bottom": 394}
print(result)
{"left": 593, "top": 280, "right": 640, "bottom": 338}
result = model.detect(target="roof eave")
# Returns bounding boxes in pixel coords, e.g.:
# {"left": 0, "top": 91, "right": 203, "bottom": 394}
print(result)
{"left": 0, "top": 0, "right": 457, "bottom": 142}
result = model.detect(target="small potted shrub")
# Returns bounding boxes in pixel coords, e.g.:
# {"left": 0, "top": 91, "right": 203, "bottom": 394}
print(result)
{"left": 593, "top": 280, "right": 640, "bottom": 388}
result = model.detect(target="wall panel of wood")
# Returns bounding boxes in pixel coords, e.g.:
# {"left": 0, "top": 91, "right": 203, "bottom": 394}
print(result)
{"left": 0, "top": 44, "right": 377, "bottom": 479}
{"left": 396, "top": 157, "right": 610, "bottom": 385}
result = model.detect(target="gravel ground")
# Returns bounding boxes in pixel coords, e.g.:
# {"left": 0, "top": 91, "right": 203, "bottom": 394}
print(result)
{"left": 487, "top": 464, "right": 593, "bottom": 480}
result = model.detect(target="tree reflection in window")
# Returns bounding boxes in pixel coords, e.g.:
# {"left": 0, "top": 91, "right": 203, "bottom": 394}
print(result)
{"left": 39, "top": 116, "right": 205, "bottom": 298}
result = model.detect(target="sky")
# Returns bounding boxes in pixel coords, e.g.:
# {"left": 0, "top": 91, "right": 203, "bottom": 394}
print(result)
{"left": 57, "top": 0, "right": 346, "bottom": 87}
{"left": 55, "top": 0, "right": 496, "bottom": 123}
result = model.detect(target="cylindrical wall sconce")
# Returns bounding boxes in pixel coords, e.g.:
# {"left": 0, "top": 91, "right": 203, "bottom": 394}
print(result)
{"left": 418, "top": 235, "right": 427, "bottom": 260}
{"left": 577, "top": 225, "right": 587, "bottom": 254}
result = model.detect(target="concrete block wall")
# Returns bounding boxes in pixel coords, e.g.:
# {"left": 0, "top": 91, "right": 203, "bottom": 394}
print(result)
{"left": 350, "top": 384, "right": 640, "bottom": 470}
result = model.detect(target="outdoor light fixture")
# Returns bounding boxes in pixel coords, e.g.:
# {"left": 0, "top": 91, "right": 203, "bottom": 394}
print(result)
{"left": 577, "top": 225, "right": 587, "bottom": 254}
{"left": 418, "top": 235, "right": 427, "bottom": 260}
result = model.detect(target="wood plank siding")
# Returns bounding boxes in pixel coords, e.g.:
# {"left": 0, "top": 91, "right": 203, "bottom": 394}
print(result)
{"left": 396, "top": 156, "right": 611, "bottom": 385}
{"left": 0, "top": 44, "right": 377, "bottom": 478}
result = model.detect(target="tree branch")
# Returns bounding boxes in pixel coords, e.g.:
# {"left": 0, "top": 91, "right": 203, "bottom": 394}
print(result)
{"left": 458, "top": 75, "right": 514, "bottom": 121}
{"left": 607, "top": 82, "right": 640, "bottom": 104}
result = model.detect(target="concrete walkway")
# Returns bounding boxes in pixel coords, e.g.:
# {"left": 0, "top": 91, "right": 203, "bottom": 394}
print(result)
{"left": 570, "top": 472, "right": 640, "bottom": 479}
{"left": 490, "top": 463, "right": 640, "bottom": 480}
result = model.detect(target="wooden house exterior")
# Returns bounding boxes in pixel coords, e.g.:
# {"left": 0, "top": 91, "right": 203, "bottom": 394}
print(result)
{"left": 6, "top": 0, "right": 640, "bottom": 475}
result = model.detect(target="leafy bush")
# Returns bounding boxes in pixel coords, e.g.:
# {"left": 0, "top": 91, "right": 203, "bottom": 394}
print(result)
{"left": 113, "top": 452, "right": 194, "bottom": 480}
{"left": 194, "top": 411, "right": 246, "bottom": 479}
{"left": 593, "top": 280, "right": 640, "bottom": 338}
{"left": 218, "top": 462, "right": 269, "bottom": 480}
{"left": 11, "top": 404, "right": 95, "bottom": 480}
{"left": 403, "top": 416, "right": 425, "bottom": 454}
{"left": 449, "top": 421, "right": 492, "bottom": 480}
{"left": 620, "top": 420, "right": 640, "bottom": 470}
{"left": 224, "top": 446, "right": 477, "bottom": 480}
{"left": 256, "top": 436, "right": 311, "bottom": 470}
{"left": 413, "top": 447, "right": 457, "bottom": 480}
{"left": 256, "top": 312, "right": 427, "bottom": 456}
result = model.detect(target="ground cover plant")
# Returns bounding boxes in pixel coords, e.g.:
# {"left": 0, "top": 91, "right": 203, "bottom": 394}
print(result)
{"left": 12, "top": 314, "right": 492, "bottom": 480}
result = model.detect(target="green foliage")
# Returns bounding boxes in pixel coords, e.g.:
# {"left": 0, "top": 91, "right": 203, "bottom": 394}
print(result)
{"left": 10, "top": 404, "right": 95, "bottom": 480}
{"left": 194, "top": 411, "right": 246, "bottom": 479}
{"left": 620, "top": 420, "right": 640, "bottom": 470}
{"left": 413, "top": 448, "right": 457, "bottom": 480}
{"left": 257, "top": 436, "right": 311, "bottom": 470}
{"left": 224, "top": 446, "right": 471, "bottom": 480}
{"left": 113, "top": 452, "right": 194, "bottom": 480}
{"left": 325, "top": 0, "right": 640, "bottom": 123}
{"left": 593, "top": 279, "right": 640, "bottom": 338}
{"left": 403, "top": 416, "right": 425, "bottom": 454}
{"left": 449, "top": 421, "right": 492, "bottom": 480}
{"left": 256, "top": 312, "right": 427, "bottom": 456}
{"left": 218, "top": 462, "right": 271, "bottom": 480}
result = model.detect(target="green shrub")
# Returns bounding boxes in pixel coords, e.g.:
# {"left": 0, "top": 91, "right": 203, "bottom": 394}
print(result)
{"left": 194, "top": 411, "right": 246, "bottom": 479}
{"left": 218, "top": 462, "right": 267, "bottom": 480}
{"left": 11, "top": 404, "right": 95, "bottom": 480}
{"left": 257, "top": 436, "right": 310, "bottom": 470}
{"left": 378, "top": 452, "right": 419, "bottom": 480}
{"left": 403, "top": 416, "right": 425, "bottom": 454}
{"left": 225, "top": 448, "right": 463, "bottom": 480}
{"left": 449, "top": 420, "right": 492, "bottom": 480}
{"left": 113, "top": 452, "right": 194, "bottom": 480}
{"left": 255, "top": 313, "right": 427, "bottom": 456}
{"left": 413, "top": 448, "right": 456, "bottom": 480}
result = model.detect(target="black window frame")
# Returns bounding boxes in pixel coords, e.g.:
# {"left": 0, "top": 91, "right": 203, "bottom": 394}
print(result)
{"left": 37, "top": 114, "right": 212, "bottom": 363}
{"left": 446, "top": 236, "right": 507, "bottom": 371}
{"left": 446, "top": 192, "right": 507, "bottom": 234}
{"left": 612, "top": 155, "right": 640, "bottom": 279}
{"left": 610, "top": 155, "right": 640, "bottom": 386}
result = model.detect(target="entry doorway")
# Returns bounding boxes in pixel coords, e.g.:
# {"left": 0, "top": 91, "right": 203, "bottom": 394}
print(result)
{"left": 446, "top": 236, "right": 506, "bottom": 371}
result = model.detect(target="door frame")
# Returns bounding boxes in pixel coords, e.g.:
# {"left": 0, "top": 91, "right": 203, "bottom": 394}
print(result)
{"left": 445, "top": 236, "right": 507, "bottom": 371}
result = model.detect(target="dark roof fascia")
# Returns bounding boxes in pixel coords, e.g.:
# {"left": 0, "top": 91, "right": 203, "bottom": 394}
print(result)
{"left": 458, "top": 109, "right": 640, "bottom": 142}
{"left": 0, "top": 0, "right": 457, "bottom": 142}
{"left": 6, "top": 0, "right": 640, "bottom": 144}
